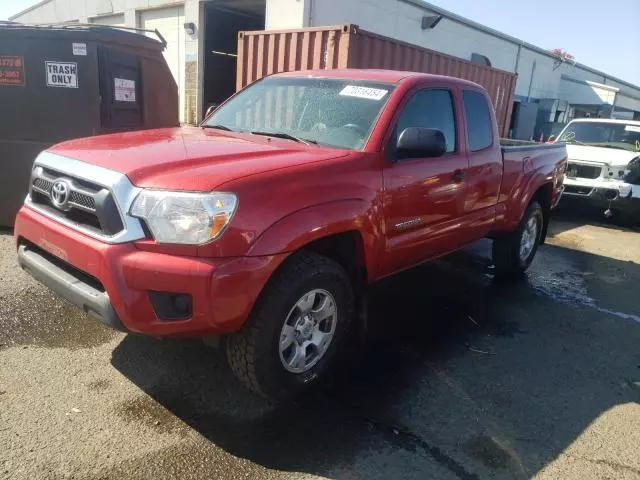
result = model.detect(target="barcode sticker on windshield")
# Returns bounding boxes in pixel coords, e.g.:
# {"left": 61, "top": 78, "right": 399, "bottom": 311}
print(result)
{"left": 339, "top": 85, "right": 388, "bottom": 101}
{"left": 624, "top": 125, "right": 640, "bottom": 133}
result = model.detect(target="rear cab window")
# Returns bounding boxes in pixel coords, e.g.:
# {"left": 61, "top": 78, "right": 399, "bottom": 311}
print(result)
{"left": 462, "top": 90, "right": 494, "bottom": 151}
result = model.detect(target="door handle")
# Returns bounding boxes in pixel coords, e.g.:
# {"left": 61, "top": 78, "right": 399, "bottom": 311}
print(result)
{"left": 452, "top": 170, "right": 465, "bottom": 183}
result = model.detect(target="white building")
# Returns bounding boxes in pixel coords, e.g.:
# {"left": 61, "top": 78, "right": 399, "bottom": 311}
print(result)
{"left": 11, "top": 0, "right": 640, "bottom": 137}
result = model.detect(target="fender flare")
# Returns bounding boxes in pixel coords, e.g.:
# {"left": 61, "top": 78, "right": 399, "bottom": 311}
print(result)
{"left": 247, "top": 199, "right": 380, "bottom": 279}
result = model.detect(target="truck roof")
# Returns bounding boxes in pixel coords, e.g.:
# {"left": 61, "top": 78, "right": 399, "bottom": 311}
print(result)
{"left": 569, "top": 118, "right": 640, "bottom": 126}
{"left": 275, "top": 68, "right": 484, "bottom": 88}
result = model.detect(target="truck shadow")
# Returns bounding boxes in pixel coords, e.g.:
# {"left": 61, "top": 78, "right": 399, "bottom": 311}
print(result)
{"left": 110, "top": 240, "right": 640, "bottom": 479}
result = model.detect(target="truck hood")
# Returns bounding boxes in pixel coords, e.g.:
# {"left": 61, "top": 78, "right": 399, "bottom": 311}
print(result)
{"left": 49, "top": 127, "right": 348, "bottom": 190}
{"left": 566, "top": 144, "right": 638, "bottom": 167}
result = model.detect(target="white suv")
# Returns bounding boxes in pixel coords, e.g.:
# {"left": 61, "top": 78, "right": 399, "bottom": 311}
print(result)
{"left": 557, "top": 118, "right": 640, "bottom": 221}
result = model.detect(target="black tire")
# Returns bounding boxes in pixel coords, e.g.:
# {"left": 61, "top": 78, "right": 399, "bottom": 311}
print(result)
{"left": 226, "top": 251, "right": 354, "bottom": 400}
{"left": 492, "top": 201, "right": 544, "bottom": 279}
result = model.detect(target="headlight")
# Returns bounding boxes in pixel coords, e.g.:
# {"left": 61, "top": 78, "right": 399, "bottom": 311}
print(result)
{"left": 618, "top": 184, "right": 632, "bottom": 198}
{"left": 624, "top": 156, "right": 640, "bottom": 185}
{"left": 130, "top": 190, "right": 237, "bottom": 244}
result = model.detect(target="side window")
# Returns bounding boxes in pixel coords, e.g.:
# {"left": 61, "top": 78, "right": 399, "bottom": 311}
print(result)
{"left": 462, "top": 90, "right": 494, "bottom": 151}
{"left": 396, "top": 89, "right": 456, "bottom": 153}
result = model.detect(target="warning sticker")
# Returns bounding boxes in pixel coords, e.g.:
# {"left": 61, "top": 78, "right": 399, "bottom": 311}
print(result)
{"left": 0, "top": 56, "right": 26, "bottom": 86}
{"left": 72, "top": 43, "right": 87, "bottom": 56}
{"left": 114, "top": 78, "right": 136, "bottom": 102}
{"left": 339, "top": 85, "right": 388, "bottom": 101}
{"left": 46, "top": 62, "right": 78, "bottom": 88}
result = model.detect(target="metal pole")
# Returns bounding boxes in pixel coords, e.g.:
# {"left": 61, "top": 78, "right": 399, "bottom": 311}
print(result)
{"left": 514, "top": 42, "right": 522, "bottom": 73}
{"left": 527, "top": 60, "right": 536, "bottom": 102}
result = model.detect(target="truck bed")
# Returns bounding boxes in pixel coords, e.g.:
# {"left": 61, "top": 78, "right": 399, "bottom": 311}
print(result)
{"left": 496, "top": 140, "right": 568, "bottom": 231}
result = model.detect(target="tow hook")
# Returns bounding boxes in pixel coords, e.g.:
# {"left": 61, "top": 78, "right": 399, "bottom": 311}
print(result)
{"left": 604, "top": 198, "right": 613, "bottom": 218}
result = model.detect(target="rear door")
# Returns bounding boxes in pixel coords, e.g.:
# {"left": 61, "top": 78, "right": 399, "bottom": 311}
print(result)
{"left": 98, "top": 47, "right": 143, "bottom": 130}
{"left": 381, "top": 86, "right": 469, "bottom": 276}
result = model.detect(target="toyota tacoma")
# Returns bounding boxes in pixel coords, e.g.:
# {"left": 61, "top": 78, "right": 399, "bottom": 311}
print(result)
{"left": 15, "top": 70, "right": 567, "bottom": 398}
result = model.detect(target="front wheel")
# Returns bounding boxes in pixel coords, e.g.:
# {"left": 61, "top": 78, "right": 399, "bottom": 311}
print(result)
{"left": 226, "top": 252, "right": 354, "bottom": 400}
{"left": 492, "top": 201, "right": 544, "bottom": 279}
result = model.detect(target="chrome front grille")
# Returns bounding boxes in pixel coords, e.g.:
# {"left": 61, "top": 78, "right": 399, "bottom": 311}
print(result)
{"left": 25, "top": 152, "right": 146, "bottom": 244}
{"left": 566, "top": 162, "right": 602, "bottom": 179}
{"left": 31, "top": 168, "right": 100, "bottom": 213}
{"left": 68, "top": 190, "right": 96, "bottom": 210}
{"left": 33, "top": 177, "right": 53, "bottom": 193}
{"left": 28, "top": 164, "right": 124, "bottom": 237}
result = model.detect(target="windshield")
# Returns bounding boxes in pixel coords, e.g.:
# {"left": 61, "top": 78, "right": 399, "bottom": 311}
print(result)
{"left": 204, "top": 77, "right": 396, "bottom": 150}
{"left": 558, "top": 121, "right": 640, "bottom": 152}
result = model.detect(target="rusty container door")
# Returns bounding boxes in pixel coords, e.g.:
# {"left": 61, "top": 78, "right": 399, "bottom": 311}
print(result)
{"left": 236, "top": 25, "right": 352, "bottom": 91}
{"left": 236, "top": 24, "right": 517, "bottom": 136}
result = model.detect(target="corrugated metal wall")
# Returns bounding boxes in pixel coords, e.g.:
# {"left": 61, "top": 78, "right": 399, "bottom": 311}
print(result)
{"left": 237, "top": 24, "right": 518, "bottom": 136}
{"left": 236, "top": 25, "right": 352, "bottom": 91}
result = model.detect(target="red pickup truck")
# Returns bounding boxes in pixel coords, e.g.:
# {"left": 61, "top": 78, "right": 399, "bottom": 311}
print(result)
{"left": 15, "top": 69, "right": 567, "bottom": 398}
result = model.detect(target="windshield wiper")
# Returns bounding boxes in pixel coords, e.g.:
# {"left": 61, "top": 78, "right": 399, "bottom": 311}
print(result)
{"left": 251, "top": 131, "right": 317, "bottom": 145}
{"left": 202, "top": 124, "right": 234, "bottom": 132}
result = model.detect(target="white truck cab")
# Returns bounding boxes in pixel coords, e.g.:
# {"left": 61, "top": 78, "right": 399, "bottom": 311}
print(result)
{"left": 557, "top": 118, "right": 640, "bottom": 221}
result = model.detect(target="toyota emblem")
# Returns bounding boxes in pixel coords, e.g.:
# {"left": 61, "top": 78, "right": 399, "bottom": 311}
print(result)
{"left": 51, "top": 179, "right": 71, "bottom": 210}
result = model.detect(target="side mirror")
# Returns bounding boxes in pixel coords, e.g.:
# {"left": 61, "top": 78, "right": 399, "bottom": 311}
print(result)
{"left": 396, "top": 127, "right": 446, "bottom": 160}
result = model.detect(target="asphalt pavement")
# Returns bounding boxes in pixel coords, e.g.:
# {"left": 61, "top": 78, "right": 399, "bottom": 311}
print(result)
{"left": 1, "top": 207, "right": 639, "bottom": 480}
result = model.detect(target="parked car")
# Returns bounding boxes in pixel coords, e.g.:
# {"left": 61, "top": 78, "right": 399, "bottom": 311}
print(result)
{"left": 555, "top": 118, "right": 640, "bottom": 221}
{"left": 14, "top": 70, "right": 567, "bottom": 399}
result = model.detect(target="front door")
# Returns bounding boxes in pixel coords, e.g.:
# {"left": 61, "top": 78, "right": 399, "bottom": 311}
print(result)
{"left": 381, "top": 88, "right": 469, "bottom": 276}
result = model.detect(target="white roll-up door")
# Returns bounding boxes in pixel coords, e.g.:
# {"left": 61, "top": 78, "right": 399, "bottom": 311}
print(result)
{"left": 140, "top": 7, "right": 186, "bottom": 122}
{"left": 90, "top": 14, "right": 125, "bottom": 27}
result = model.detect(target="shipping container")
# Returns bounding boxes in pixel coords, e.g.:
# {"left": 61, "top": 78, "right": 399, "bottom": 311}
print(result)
{"left": 0, "top": 23, "right": 179, "bottom": 226}
{"left": 237, "top": 24, "right": 517, "bottom": 137}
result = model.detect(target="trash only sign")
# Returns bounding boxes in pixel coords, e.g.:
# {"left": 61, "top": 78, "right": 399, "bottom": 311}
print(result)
{"left": 0, "top": 56, "right": 26, "bottom": 86}
{"left": 45, "top": 61, "right": 78, "bottom": 88}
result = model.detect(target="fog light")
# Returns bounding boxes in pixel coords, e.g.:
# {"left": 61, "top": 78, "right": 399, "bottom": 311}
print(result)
{"left": 149, "top": 292, "right": 193, "bottom": 321}
{"left": 173, "top": 294, "right": 191, "bottom": 315}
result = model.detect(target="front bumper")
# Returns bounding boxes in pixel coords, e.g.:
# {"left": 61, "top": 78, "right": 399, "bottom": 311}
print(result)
{"left": 562, "top": 177, "right": 640, "bottom": 213}
{"left": 15, "top": 206, "right": 287, "bottom": 337}
{"left": 17, "top": 244, "right": 128, "bottom": 332}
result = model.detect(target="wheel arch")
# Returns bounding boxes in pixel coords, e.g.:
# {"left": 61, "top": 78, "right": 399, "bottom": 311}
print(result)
{"left": 247, "top": 199, "right": 379, "bottom": 280}
{"left": 530, "top": 183, "right": 553, "bottom": 244}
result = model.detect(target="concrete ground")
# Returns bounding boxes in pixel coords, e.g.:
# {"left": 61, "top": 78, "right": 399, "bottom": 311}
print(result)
{"left": 1, "top": 207, "right": 639, "bottom": 480}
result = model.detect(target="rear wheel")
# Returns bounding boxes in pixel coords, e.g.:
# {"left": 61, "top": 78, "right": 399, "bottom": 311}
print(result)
{"left": 492, "top": 201, "right": 544, "bottom": 279}
{"left": 226, "top": 251, "right": 354, "bottom": 400}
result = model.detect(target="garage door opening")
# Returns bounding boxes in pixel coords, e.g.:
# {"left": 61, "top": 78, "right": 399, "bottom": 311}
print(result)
{"left": 203, "top": 2, "right": 264, "bottom": 114}
{"left": 140, "top": 6, "right": 185, "bottom": 122}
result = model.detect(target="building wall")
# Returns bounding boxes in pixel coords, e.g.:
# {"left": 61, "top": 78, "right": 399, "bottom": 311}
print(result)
{"left": 11, "top": 0, "right": 640, "bottom": 123}
{"left": 304, "top": 0, "right": 640, "bottom": 115}
{"left": 266, "top": 0, "right": 307, "bottom": 29}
